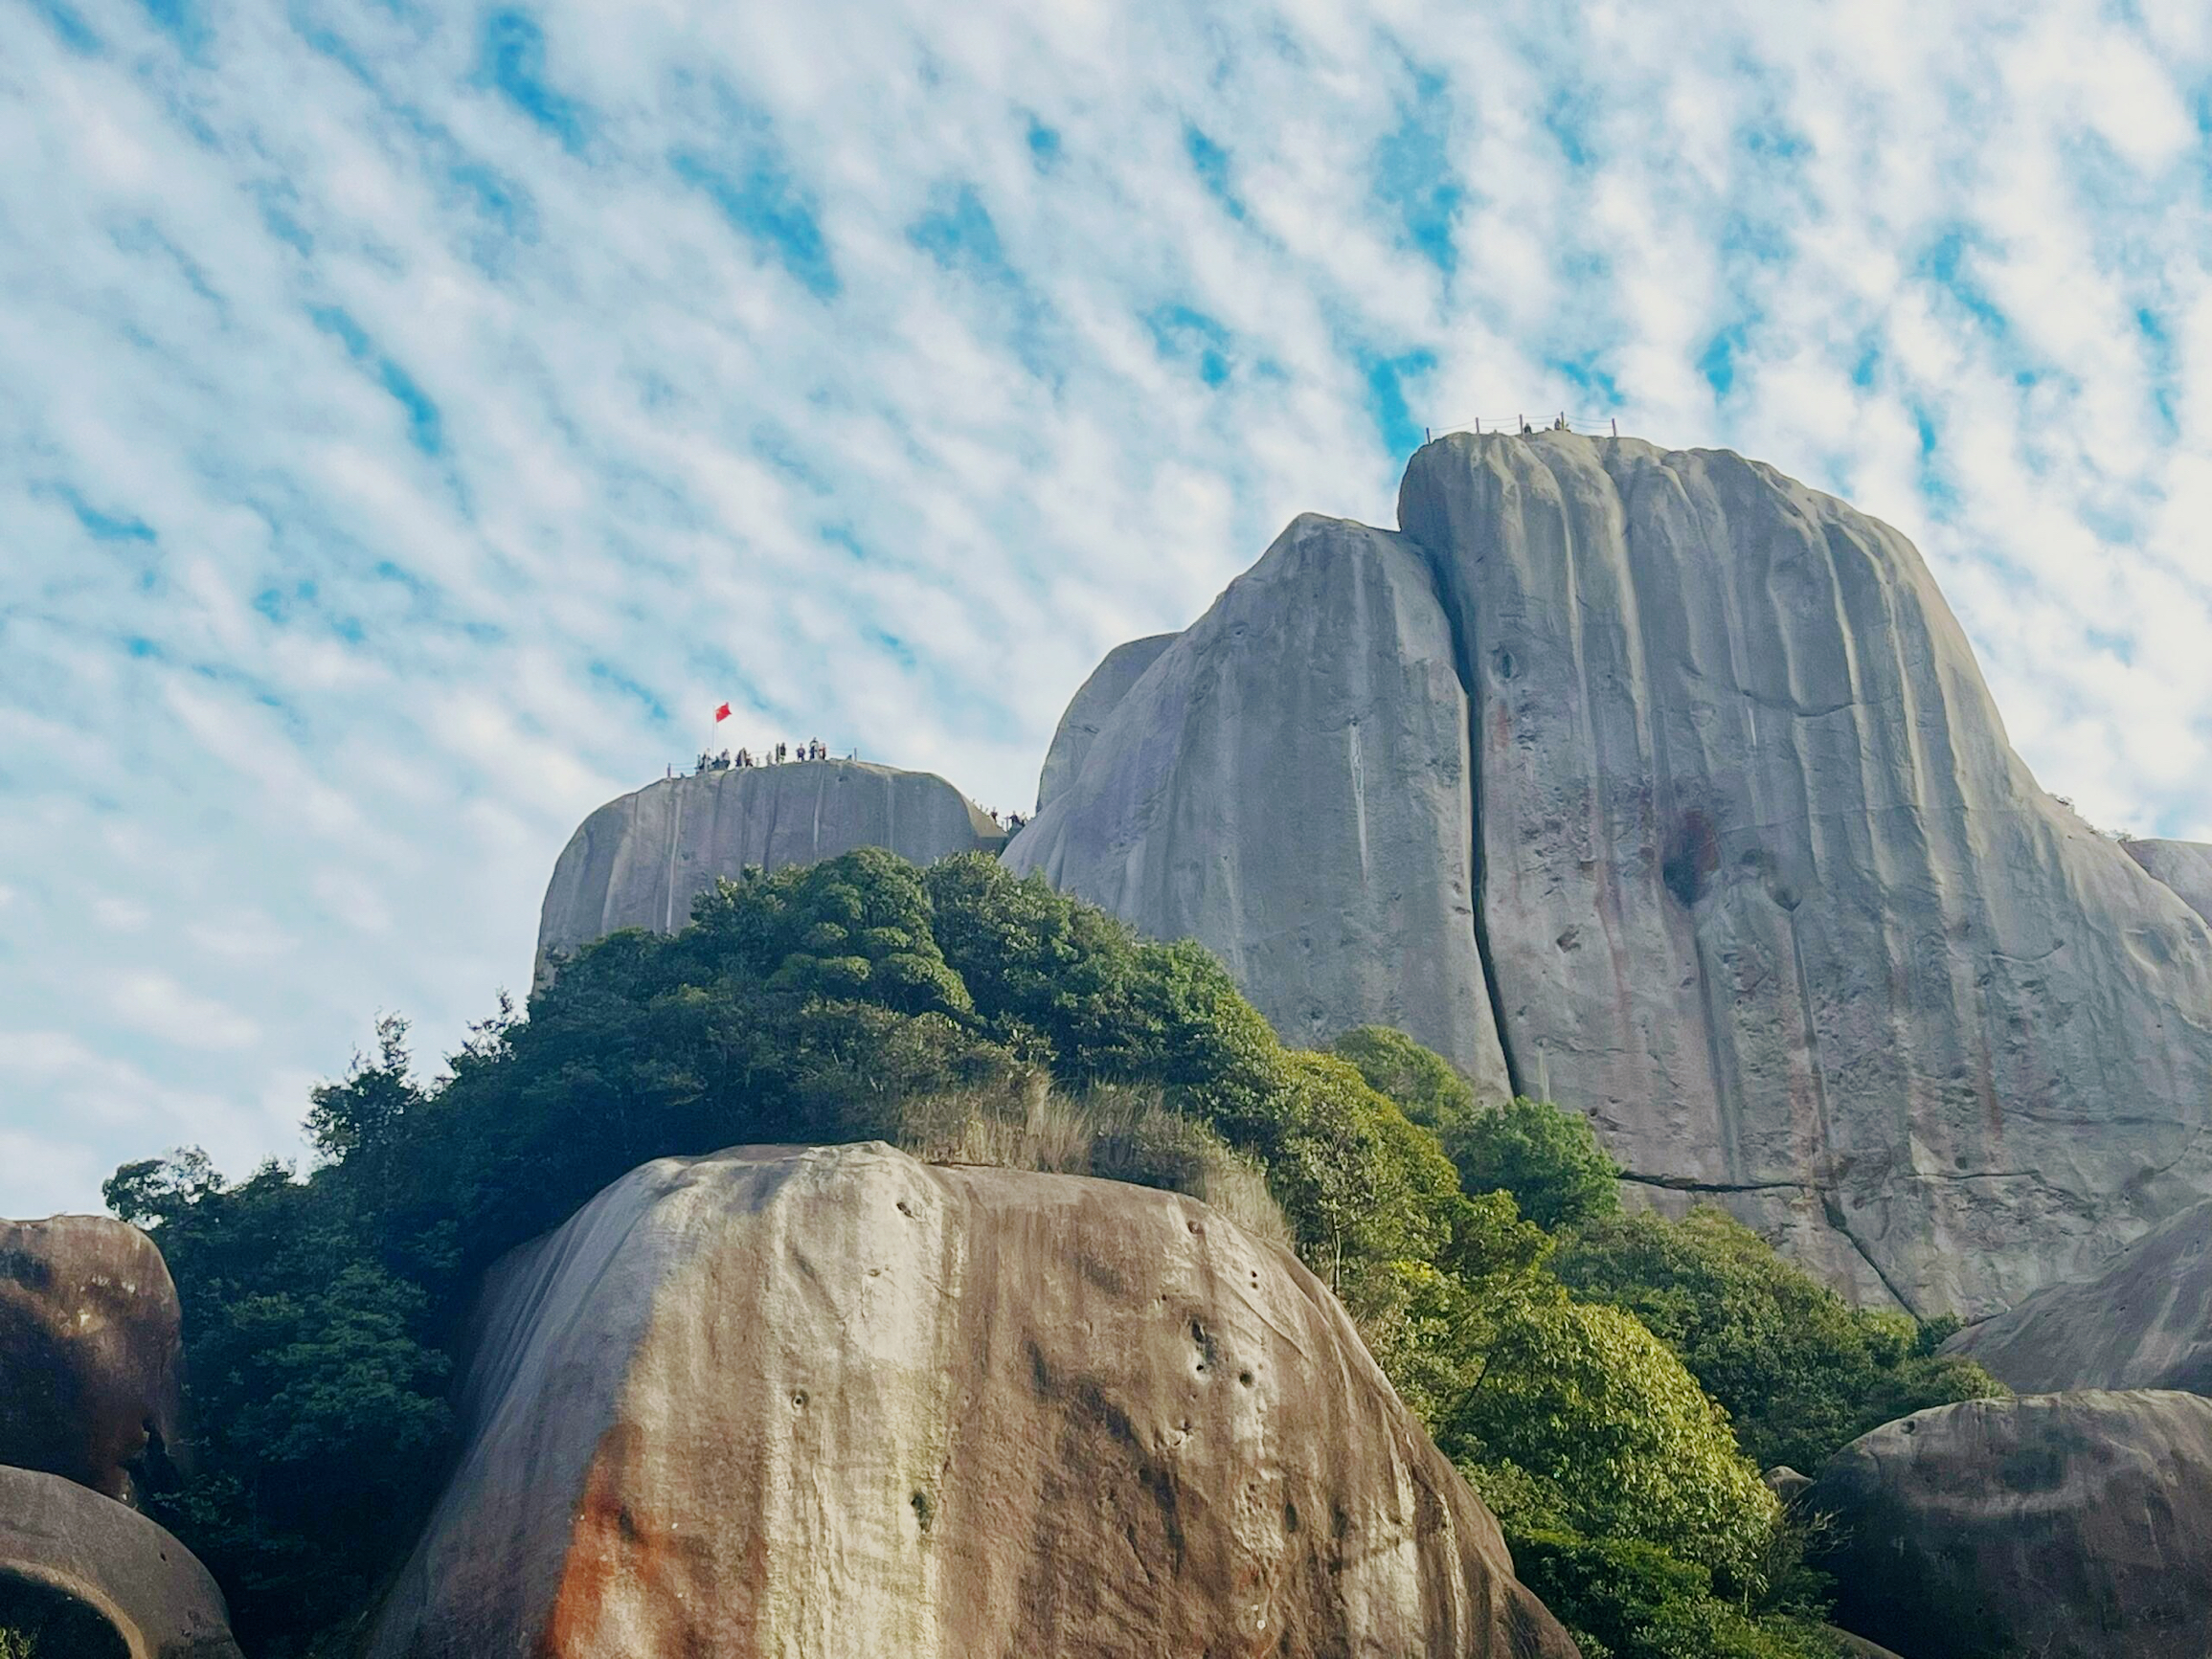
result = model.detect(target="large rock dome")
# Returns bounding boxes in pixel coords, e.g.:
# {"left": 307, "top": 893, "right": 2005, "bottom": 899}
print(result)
{"left": 366, "top": 1142, "right": 1578, "bottom": 1659}
{"left": 536, "top": 759, "right": 1004, "bottom": 982}
{"left": 1012, "top": 432, "right": 2212, "bottom": 1317}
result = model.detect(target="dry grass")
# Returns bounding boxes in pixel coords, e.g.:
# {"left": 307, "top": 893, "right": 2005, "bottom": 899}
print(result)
{"left": 887, "top": 1075, "right": 1293, "bottom": 1247}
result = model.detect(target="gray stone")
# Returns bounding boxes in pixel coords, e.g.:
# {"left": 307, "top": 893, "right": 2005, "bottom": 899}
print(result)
{"left": 1004, "top": 515, "right": 1511, "bottom": 1093}
{"left": 1035, "top": 633, "right": 1178, "bottom": 813}
{"left": 1944, "top": 1198, "right": 2212, "bottom": 1395}
{"left": 1810, "top": 1390, "right": 2212, "bottom": 1659}
{"left": 367, "top": 1143, "right": 1579, "bottom": 1659}
{"left": 0, "top": 1463, "right": 241, "bottom": 1658}
{"left": 2130, "top": 838, "right": 2212, "bottom": 926}
{"left": 1395, "top": 434, "right": 2212, "bottom": 1316}
{"left": 536, "top": 759, "right": 1004, "bottom": 982}
{"left": 0, "top": 1216, "right": 185, "bottom": 1504}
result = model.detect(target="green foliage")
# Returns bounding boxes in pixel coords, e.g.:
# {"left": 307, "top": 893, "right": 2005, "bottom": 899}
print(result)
{"left": 1448, "top": 1095, "right": 1621, "bottom": 1230}
{"left": 1329, "top": 1024, "right": 1478, "bottom": 1129}
{"left": 1552, "top": 1206, "right": 2006, "bottom": 1472}
{"left": 1511, "top": 1531, "right": 1839, "bottom": 1659}
{"left": 1449, "top": 1298, "right": 1780, "bottom": 1593}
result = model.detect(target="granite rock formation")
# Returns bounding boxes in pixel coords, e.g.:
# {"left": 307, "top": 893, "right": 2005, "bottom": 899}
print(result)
{"left": 1034, "top": 632, "right": 1178, "bottom": 813}
{"left": 1943, "top": 1199, "right": 2212, "bottom": 1395}
{"left": 1810, "top": 1390, "right": 2212, "bottom": 1659}
{"left": 0, "top": 1464, "right": 242, "bottom": 1658}
{"left": 537, "top": 760, "right": 1004, "bottom": 982}
{"left": 0, "top": 1216, "right": 184, "bottom": 1503}
{"left": 1020, "top": 432, "right": 2212, "bottom": 1316}
{"left": 2130, "top": 838, "right": 2212, "bottom": 926}
{"left": 367, "top": 1142, "right": 1578, "bottom": 1659}
{"left": 1004, "top": 514, "right": 1511, "bottom": 1094}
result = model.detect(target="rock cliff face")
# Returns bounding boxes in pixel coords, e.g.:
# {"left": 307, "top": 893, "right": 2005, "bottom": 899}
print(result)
{"left": 1810, "top": 1391, "right": 2212, "bottom": 1659}
{"left": 1004, "top": 515, "right": 1511, "bottom": 1093}
{"left": 1943, "top": 1199, "right": 2212, "bottom": 1395}
{"left": 1034, "top": 633, "right": 1178, "bottom": 813}
{"left": 0, "top": 1464, "right": 242, "bottom": 1658}
{"left": 0, "top": 1216, "right": 185, "bottom": 1503}
{"left": 2130, "top": 839, "right": 2212, "bottom": 926}
{"left": 537, "top": 761, "right": 1004, "bottom": 981}
{"left": 1023, "top": 433, "right": 2212, "bottom": 1317}
{"left": 367, "top": 1142, "right": 1578, "bottom": 1659}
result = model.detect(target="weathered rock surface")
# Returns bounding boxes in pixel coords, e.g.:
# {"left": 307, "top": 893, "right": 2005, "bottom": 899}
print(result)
{"left": 1005, "top": 514, "right": 1512, "bottom": 1094}
{"left": 1943, "top": 1199, "right": 2212, "bottom": 1395}
{"left": 1027, "top": 432, "right": 2212, "bottom": 1316}
{"left": 367, "top": 1142, "right": 1578, "bottom": 1659}
{"left": 0, "top": 1216, "right": 184, "bottom": 1503}
{"left": 1810, "top": 1390, "right": 2212, "bottom": 1659}
{"left": 0, "top": 1463, "right": 241, "bottom": 1658}
{"left": 1034, "top": 632, "right": 1178, "bottom": 813}
{"left": 2130, "top": 838, "right": 2212, "bottom": 926}
{"left": 537, "top": 760, "right": 1004, "bottom": 981}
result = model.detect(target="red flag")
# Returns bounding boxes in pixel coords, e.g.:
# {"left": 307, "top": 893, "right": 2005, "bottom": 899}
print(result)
{"left": 713, "top": 703, "right": 732, "bottom": 722}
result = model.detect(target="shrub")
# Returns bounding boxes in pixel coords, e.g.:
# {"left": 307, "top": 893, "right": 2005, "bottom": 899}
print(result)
{"left": 1448, "top": 1095, "right": 1621, "bottom": 1230}
{"left": 1328, "top": 1025, "right": 1479, "bottom": 1129}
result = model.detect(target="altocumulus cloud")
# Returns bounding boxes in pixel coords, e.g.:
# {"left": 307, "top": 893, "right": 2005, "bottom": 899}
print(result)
{"left": 3, "top": 0, "right": 2211, "bottom": 1213}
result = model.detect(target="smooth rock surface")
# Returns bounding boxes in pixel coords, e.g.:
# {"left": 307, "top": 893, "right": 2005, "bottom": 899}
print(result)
{"left": 1034, "top": 633, "right": 1178, "bottom": 813}
{"left": 368, "top": 1142, "right": 1578, "bottom": 1659}
{"left": 1810, "top": 1390, "right": 2212, "bottom": 1659}
{"left": 1395, "top": 433, "right": 2212, "bottom": 1315}
{"left": 536, "top": 760, "right": 1004, "bottom": 981}
{"left": 2130, "top": 838, "right": 2212, "bottom": 926}
{"left": 1944, "top": 1199, "right": 2212, "bottom": 1394}
{"left": 0, "top": 1216, "right": 184, "bottom": 1502}
{"left": 0, "top": 1463, "right": 241, "bottom": 1658}
{"left": 1006, "top": 514, "right": 1512, "bottom": 1094}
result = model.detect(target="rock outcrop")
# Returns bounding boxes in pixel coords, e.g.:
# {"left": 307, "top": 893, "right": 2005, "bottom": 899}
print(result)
{"left": 2130, "top": 838, "right": 2212, "bottom": 926}
{"left": 1004, "top": 515, "right": 1512, "bottom": 1094}
{"left": 0, "top": 1216, "right": 184, "bottom": 1503}
{"left": 537, "top": 760, "right": 1004, "bottom": 981}
{"left": 1943, "top": 1199, "right": 2212, "bottom": 1395}
{"left": 368, "top": 1142, "right": 1578, "bottom": 1659}
{"left": 1021, "top": 431, "right": 2212, "bottom": 1316}
{"left": 1034, "top": 633, "right": 1178, "bottom": 813}
{"left": 0, "top": 1464, "right": 242, "bottom": 1658}
{"left": 1810, "top": 1390, "right": 2212, "bottom": 1659}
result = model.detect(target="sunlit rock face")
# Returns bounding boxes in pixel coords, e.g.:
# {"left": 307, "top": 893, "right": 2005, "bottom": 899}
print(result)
{"left": 1033, "top": 631, "right": 1178, "bottom": 814}
{"left": 1004, "top": 514, "right": 1512, "bottom": 1096}
{"left": 1026, "top": 432, "right": 2212, "bottom": 1317}
{"left": 366, "top": 1143, "right": 1579, "bottom": 1659}
{"left": 0, "top": 1215, "right": 185, "bottom": 1504}
{"left": 1944, "top": 1198, "right": 2212, "bottom": 1395}
{"left": 535, "top": 760, "right": 1004, "bottom": 982}
{"left": 2130, "top": 838, "right": 2212, "bottom": 926}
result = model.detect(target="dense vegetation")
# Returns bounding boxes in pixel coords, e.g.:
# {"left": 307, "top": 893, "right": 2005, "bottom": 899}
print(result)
{"left": 104, "top": 850, "right": 1999, "bottom": 1657}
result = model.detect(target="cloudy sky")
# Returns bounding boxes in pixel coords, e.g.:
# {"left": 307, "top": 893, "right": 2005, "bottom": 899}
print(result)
{"left": 5, "top": 0, "right": 2211, "bottom": 1215}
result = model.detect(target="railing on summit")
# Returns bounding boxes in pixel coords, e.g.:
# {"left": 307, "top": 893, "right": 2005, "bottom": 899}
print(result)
{"left": 1421, "top": 415, "right": 1623, "bottom": 441}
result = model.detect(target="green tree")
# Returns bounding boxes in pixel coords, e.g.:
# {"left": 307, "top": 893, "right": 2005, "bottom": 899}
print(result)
{"left": 1329, "top": 1024, "right": 1479, "bottom": 1130}
{"left": 1449, "top": 1095, "right": 1621, "bottom": 1230}
{"left": 1552, "top": 1207, "right": 2004, "bottom": 1472}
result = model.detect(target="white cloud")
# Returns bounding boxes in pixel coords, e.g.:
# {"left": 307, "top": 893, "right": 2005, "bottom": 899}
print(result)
{"left": 2, "top": 0, "right": 2210, "bottom": 1213}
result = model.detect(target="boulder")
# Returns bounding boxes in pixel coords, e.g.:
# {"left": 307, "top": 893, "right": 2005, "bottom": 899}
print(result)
{"left": 536, "top": 760, "right": 1004, "bottom": 982}
{"left": 0, "top": 1463, "right": 241, "bottom": 1658}
{"left": 0, "top": 1216, "right": 184, "bottom": 1502}
{"left": 1810, "top": 1390, "right": 2212, "bottom": 1659}
{"left": 367, "top": 1142, "right": 1579, "bottom": 1659}
{"left": 1026, "top": 432, "right": 2212, "bottom": 1316}
{"left": 2130, "top": 838, "right": 2212, "bottom": 926}
{"left": 1034, "top": 632, "right": 1179, "bottom": 813}
{"left": 1943, "top": 1199, "right": 2212, "bottom": 1395}
{"left": 1005, "top": 514, "right": 1512, "bottom": 1094}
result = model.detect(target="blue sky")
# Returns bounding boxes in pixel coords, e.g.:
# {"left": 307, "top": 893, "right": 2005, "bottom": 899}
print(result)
{"left": 4, "top": 0, "right": 2212, "bottom": 1214}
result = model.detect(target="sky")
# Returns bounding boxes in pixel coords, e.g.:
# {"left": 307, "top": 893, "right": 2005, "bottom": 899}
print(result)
{"left": 5, "top": 0, "right": 2212, "bottom": 1217}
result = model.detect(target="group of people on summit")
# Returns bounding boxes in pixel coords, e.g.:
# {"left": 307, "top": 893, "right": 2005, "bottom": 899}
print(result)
{"left": 693, "top": 738, "right": 835, "bottom": 773}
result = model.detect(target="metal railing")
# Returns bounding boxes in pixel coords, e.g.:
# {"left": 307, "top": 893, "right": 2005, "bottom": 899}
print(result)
{"left": 1422, "top": 415, "right": 1624, "bottom": 441}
